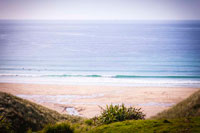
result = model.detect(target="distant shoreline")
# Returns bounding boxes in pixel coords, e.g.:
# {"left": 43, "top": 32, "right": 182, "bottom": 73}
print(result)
{"left": 0, "top": 76, "right": 200, "bottom": 88}
{"left": 0, "top": 82, "right": 198, "bottom": 118}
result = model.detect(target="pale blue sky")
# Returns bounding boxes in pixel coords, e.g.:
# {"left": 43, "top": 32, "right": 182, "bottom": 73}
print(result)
{"left": 0, "top": 0, "right": 200, "bottom": 20}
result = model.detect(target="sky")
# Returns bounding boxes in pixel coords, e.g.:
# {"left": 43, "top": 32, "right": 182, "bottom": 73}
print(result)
{"left": 0, "top": 0, "right": 200, "bottom": 20}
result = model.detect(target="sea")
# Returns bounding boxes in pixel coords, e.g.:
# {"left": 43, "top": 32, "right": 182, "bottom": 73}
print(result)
{"left": 0, "top": 20, "right": 200, "bottom": 87}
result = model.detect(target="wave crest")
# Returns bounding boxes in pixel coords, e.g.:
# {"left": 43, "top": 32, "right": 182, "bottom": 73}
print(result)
{"left": 1, "top": 74, "right": 200, "bottom": 79}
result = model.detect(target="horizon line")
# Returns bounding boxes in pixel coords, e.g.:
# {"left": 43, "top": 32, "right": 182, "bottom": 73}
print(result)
{"left": 0, "top": 19, "right": 200, "bottom": 21}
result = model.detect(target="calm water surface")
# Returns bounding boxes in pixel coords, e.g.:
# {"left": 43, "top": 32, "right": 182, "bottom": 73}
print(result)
{"left": 0, "top": 20, "right": 200, "bottom": 87}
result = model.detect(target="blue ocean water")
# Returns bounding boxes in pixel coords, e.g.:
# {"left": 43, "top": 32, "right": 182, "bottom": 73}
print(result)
{"left": 0, "top": 20, "right": 200, "bottom": 87}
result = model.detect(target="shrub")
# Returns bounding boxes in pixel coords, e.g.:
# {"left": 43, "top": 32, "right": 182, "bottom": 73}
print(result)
{"left": 0, "top": 114, "right": 14, "bottom": 133}
{"left": 41, "top": 122, "right": 74, "bottom": 133}
{"left": 85, "top": 119, "right": 93, "bottom": 126}
{"left": 96, "top": 104, "right": 145, "bottom": 124}
{"left": 26, "top": 128, "right": 33, "bottom": 133}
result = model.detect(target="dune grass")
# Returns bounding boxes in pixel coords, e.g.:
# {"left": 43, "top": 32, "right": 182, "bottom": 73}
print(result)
{"left": 1, "top": 89, "right": 200, "bottom": 133}
{"left": 82, "top": 89, "right": 200, "bottom": 133}
{"left": 0, "top": 91, "right": 83, "bottom": 132}
{"left": 151, "top": 90, "right": 200, "bottom": 119}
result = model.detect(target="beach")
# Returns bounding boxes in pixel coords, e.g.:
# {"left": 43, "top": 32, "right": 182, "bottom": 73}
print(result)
{"left": 0, "top": 83, "right": 198, "bottom": 118}
{"left": 1, "top": 20, "right": 200, "bottom": 118}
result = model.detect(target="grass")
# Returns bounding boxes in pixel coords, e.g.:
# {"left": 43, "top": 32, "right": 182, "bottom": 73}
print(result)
{"left": 151, "top": 90, "right": 200, "bottom": 119}
{"left": 92, "top": 104, "right": 145, "bottom": 125}
{"left": 88, "top": 117, "right": 200, "bottom": 133}
{"left": 0, "top": 115, "right": 14, "bottom": 133}
{"left": 1, "top": 89, "right": 200, "bottom": 133}
{"left": 40, "top": 122, "right": 74, "bottom": 133}
{"left": 77, "top": 89, "right": 200, "bottom": 132}
{"left": 0, "top": 91, "right": 83, "bottom": 132}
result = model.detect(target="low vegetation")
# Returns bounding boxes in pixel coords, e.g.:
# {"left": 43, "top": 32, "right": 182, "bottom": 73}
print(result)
{"left": 0, "top": 91, "right": 82, "bottom": 133}
{"left": 40, "top": 122, "right": 74, "bottom": 133}
{"left": 0, "top": 114, "right": 14, "bottom": 133}
{"left": 152, "top": 90, "right": 200, "bottom": 119}
{"left": 92, "top": 104, "right": 145, "bottom": 125}
{"left": 0, "top": 89, "right": 200, "bottom": 133}
{"left": 89, "top": 117, "right": 200, "bottom": 133}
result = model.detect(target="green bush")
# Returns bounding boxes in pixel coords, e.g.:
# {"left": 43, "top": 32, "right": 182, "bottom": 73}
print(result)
{"left": 41, "top": 122, "right": 74, "bottom": 133}
{"left": 0, "top": 114, "right": 14, "bottom": 133}
{"left": 96, "top": 104, "right": 145, "bottom": 124}
{"left": 85, "top": 119, "right": 93, "bottom": 126}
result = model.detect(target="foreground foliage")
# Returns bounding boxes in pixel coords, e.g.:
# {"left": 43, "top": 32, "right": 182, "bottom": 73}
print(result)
{"left": 93, "top": 104, "right": 145, "bottom": 125}
{"left": 0, "top": 114, "right": 14, "bottom": 133}
{"left": 152, "top": 90, "right": 200, "bottom": 119}
{"left": 40, "top": 123, "right": 74, "bottom": 133}
{"left": 0, "top": 91, "right": 83, "bottom": 133}
{"left": 1, "top": 89, "right": 200, "bottom": 133}
{"left": 89, "top": 117, "right": 200, "bottom": 133}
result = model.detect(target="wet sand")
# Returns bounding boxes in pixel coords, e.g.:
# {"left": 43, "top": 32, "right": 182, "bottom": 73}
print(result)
{"left": 0, "top": 83, "right": 199, "bottom": 118}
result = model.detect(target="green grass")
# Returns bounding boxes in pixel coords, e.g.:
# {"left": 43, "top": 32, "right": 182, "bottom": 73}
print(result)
{"left": 152, "top": 90, "right": 200, "bottom": 119}
{"left": 40, "top": 122, "right": 74, "bottom": 133}
{"left": 0, "top": 115, "right": 14, "bottom": 133}
{"left": 1, "top": 89, "right": 200, "bottom": 133}
{"left": 87, "top": 89, "right": 200, "bottom": 133}
{"left": 88, "top": 117, "right": 200, "bottom": 133}
{"left": 94, "top": 104, "right": 145, "bottom": 125}
{"left": 0, "top": 91, "right": 83, "bottom": 132}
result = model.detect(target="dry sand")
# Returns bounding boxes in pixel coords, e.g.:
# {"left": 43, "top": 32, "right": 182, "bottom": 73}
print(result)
{"left": 0, "top": 83, "right": 199, "bottom": 118}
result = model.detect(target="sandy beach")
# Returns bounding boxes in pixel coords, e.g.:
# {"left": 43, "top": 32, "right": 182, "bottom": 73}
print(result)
{"left": 0, "top": 83, "right": 199, "bottom": 118}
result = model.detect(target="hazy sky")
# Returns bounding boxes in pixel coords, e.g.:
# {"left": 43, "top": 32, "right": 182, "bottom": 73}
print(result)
{"left": 0, "top": 0, "right": 200, "bottom": 20}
